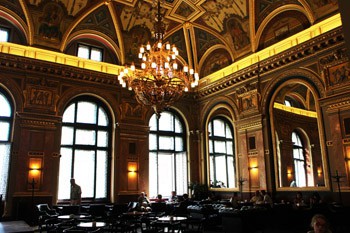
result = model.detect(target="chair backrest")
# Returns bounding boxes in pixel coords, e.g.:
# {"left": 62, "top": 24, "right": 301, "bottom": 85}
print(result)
{"left": 61, "top": 205, "right": 80, "bottom": 215}
{"left": 89, "top": 204, "right": 106, "bottom": 218}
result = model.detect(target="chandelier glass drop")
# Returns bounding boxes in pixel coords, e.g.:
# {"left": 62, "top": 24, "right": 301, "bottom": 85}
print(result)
{"left": 118, "top": 0, "right": 199, "bottom": 116}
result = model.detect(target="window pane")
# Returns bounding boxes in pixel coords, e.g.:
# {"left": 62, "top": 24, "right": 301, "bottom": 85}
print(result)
{"left": 74, "top": 150, "right": 95, "bottom": 198}
{"left": 75, "top": 129, "right": 96, "bottom": 145}
{"left": 227, "top": 156, "right": 235, "bottom": 188}
{"left": 96, "top": 151, "right": 107, "bottom": 198}
{"left": 58, "top": 149, "right": 72, "bottom": 200}
{"left": 158, "top": 153, "right": 174, "bottom": 196}
{"left": 0, "top": 123, "right": 10, "bottom": 141}
{"left": 213, "top": 119, "right": 225, "bottom": 137}
{"left": 61, "top": 126, "right": 74, "bottom": 145}
{"left": 174, "top": 117, "right": 183, "bottom": 133}
{"left": 149, "top": 134, "right": 157, "bottom": 150}
{"left": 91, "top": 48, "right": 102, "bottom": 61}
{"left": 176, "top": 152, "right": 187, "bottom": 195}
{"left": 214, "top": 141, "right": 226, "bottom": 153}
{"left": 0, "top": 94, "right": 11, "bottom": 117}
{"left": 175, "top": 137, "right": 183, "bottom": 151}
{"left": 226, "top": 126, "right": 233, "bottom": 139}
{"left": 98, "top": 108, "right": 108, "bottom": 126}
{"left": 97, "top": 131, "right": 108, "bottom": 147}
{"left": 226, "top": 141, "right": 233, "bottom": 155}
{"left": 77, "top": 102, "right": 97, "bottom": 124}
{"left": 214, "top": 156, "right": 227, "bottom": 187}
{"left": 159, "top": 136, "right": 174, "bottom": 150}
{"left": 149, "top": 152, "right": 157, "bottom": 198}
{"left": 0, "top": 28, "right": 9, "bottom": 42}
{"left": 149, "top": 115, "right": 157, "bottom": 131}
{"left": 0, "top": 143, "right": 11, "bottom": 199}
{"left": 62, "top": 104, "right": 76, "bottom": 123}
{"left": 209, "top": 139, "right": 213, "bottom": 153}
{"left": 77, "top": 45, "right": 90, "bottom": 59}
{"left": 210, "top": 156, "right": 214, "bottom": 186}
{"left": 159, "top": 112, "right": 173, "bottom": 131}
{"left": 208, "top": 122, "right": 212, "bottom": 135}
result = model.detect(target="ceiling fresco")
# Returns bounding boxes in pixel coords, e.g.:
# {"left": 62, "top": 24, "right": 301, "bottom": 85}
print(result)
{"left": 0, "top": 0, "right": 339, "bottom": 78}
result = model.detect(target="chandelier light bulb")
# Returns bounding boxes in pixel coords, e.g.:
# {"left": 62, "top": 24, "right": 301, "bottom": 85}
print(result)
{"left": 140, "top": 47, "right": 145, "bottom": 53}
{"left": 146, "top": 43, "right": 151, "bottom": 50}
{"left": 195, "top": 73, "right": 199, "bottom": 80}
{"left": 131, "top": 64, "right": 135, "bottom": 71}
{"left": 173, "top": 62, "right": 178, "bottom": 70}
{"left": 164, "top": 62, "right": 169, "bottom": 68}
{"left": 151, "top": 62, "right": 157, "bottom": 68}
{"left": 141, "top": 63, "right": 146, "bottom": 69}
{"left": 184, "top": 66, "right": 188, "bottom": 72}
{"left": 184, "top": 87, "right": 189, "bottom": 92}
{"left": 166, "top": 43, "right": 170, "bottom": 50}
{"left": 157, "top": 42, "right": 162, "bottom": 49}
{"left": 190, "top": 69, "right": 194, "bottom": 75}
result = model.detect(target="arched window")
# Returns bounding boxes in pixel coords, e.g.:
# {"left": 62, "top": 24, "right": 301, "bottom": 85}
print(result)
{"left": 149, "top": 110, "right": 187, "bottom": 198}
{"left": 208, "top": 117, "right": 236, "bottom": 188}
{"left": 292, "top": 131, "right": 306, "bottom": 187}
{"left": 0, "top": 88, "right": 13, "bottom": 199}
{"left": 58, "top": 97, "right": 111, "bottom": 201}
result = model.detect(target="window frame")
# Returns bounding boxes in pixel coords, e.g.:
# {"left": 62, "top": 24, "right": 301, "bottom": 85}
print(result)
{"left": 208, "top": 116, "right": 236, "bottom": 189}
{"left": 148, "top": 110, "right": 188, "bottom": 198}
{"left": 58, "top": 96, "right": 112, "bottom": 202}
{"left": 0, "top": 26, "right": 10, "bottom": 42}
{"left": 292, "top": 131, "right": 307, "bottom": 187}
{"left": 77, "top": 43, "right": 103, "bottom": 62}
{"left": 0, "top": 87, "right": 14, "bottom": 199}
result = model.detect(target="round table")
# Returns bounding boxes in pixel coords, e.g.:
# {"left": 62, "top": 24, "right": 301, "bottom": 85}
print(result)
{"left": 58, "top": 214, "right": 90, "bottom": 220}
{"left": 158, "top": 216, "right": 187, "bottom": 222}
{"left": 77, "top": 221, "right": 106, "bottom": 228}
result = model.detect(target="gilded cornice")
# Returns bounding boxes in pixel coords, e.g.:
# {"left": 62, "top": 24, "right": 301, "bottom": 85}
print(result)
{"left": 326, "top": 97, "right": 350, "bottom": 113}
{"left": 196, "top": 27, "right": 344, "bottom": 99}
{"left": 0, "top": 53, "right": 118, "bottom": 86}
{"left": 238, "top": 121, "right": 262, "bottom": 132}
{"left": 18, "top": 117, "right": 59, "bottom": 129}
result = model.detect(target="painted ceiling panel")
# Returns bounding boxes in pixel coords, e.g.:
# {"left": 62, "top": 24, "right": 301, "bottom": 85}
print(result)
{"left": 0, "top": 0, "right": 339, "bottom": 78}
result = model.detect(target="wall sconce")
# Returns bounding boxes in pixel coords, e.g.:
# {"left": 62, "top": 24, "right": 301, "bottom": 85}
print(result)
{"left": 28, "top": 157, "right": 42, "bottom": 189}
{"left": 317, "top": 167, "right": 322, "bottom": 176}
{"left": 127, "top": 161, "right": 138, "bottom": 191}
{"left": 287, "top": 167, "right": 293, "bottom": 178}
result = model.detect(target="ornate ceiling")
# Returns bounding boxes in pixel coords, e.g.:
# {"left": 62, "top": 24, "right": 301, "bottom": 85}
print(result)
{"left": 0, "top": 0, "right": 338, "bottom": 78}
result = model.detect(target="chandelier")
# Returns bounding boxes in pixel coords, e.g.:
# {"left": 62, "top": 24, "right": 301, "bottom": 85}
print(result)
{"left": 118, "top": 0, "right": 199, "bottom": 116}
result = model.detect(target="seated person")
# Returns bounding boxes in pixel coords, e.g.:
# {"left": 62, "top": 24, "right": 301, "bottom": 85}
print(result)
{"left": 229, "top": 192, "right": 239, "bottom": 208}
{"left": 309, "top": 192, "right": 323, "bottom": 208}
{"left": 307, "top": 214, "right": 332, "bottom": 233}
{"left": 138, "top": 192, "right": 152, "bottom": 211}
{"left": 250, "top": 190, "right": 263, "bottom": 204}
{"left": 293, "top": 191, "right": 306, "bottom": 207}
{"left": 169, "top": 191, "right": 178, "bottom": 203}
{"left": 177, "top": 193, "right": 193, "bottom": 213}
{"left": 155, "top": 194, "right": 165, "bottom": 203}
{"left": 260, "top": 190, "right": 273, "bottom": 206}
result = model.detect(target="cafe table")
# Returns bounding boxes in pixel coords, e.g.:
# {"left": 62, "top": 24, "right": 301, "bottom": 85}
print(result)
{"left": 58, "top": 214, "right": 90, "bottom": 220}
{"left": 77, "top": 221, "right": 107, "bottom": 228}
{"left": 155, "top": 216, "right": 187, "bottom": 232}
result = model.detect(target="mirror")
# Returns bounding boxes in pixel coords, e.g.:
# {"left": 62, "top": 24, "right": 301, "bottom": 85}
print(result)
{"left": 270, "top": 81, "right": 327, "bottom": 189}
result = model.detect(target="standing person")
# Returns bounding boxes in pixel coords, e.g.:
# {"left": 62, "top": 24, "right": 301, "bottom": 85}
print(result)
{"left": 307, "top": 214, "right": 332, "bottom": 233}
{"left": 70, "top": 178, "right": 82, "bottom": 205}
